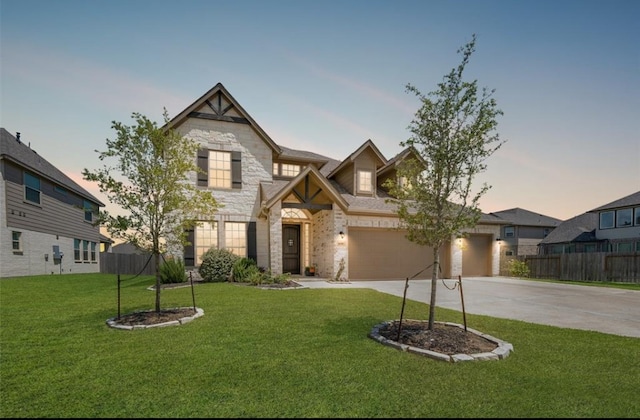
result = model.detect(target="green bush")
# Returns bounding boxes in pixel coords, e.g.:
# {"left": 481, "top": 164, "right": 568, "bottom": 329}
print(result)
{"left": 231, "top": 258, "right": 259, "bottom": 282}
{"left": 198, "top": 248, "right": 240, "bottom": 282}
{"left": 159, "top": 257, "right": 187, "bottom": 284}
{"left": 508, "top": 259, "right": 531, "bottom": 278}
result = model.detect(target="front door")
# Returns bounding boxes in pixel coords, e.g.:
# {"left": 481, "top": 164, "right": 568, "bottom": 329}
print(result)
{"left": 282, "top": 225, "right": 300, "bottom": 274}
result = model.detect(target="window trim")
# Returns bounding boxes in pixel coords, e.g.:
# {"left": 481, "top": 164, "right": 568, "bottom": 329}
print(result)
{"left": 504, "top": 226, "right": 515, "bottom": 238}
{"left": 195, "top": 221, "right": 218, "bottom": 266}
{"left": 599, "top": 211, "right": 615, "bottom": 229}
{"left": 225, "top": 222, "right": 247, "bottom": 257}
{"left": 12, "top": 231, "right": 22, "bottom": 253}
{"left": 24, "top": 171, "right": 41, "bottom": 205}
{"left": 198, "top": 149, "right": 242, "bottom": 189}
{"left": 356, "top": 170, "right": 373, "bottom": 193}
{"left": 616, "top": 208, "right": 633, "bottom": 228}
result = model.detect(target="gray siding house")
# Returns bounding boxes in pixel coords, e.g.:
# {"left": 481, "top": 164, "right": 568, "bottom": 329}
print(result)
{"left": 538, "top": 190, "right": 640, "bottom": 254}
{"left": 166, "top": 83, "right": 506, "bottom": 280}
{"left": 0, "top": 128, "right": 105, "bottom": 277}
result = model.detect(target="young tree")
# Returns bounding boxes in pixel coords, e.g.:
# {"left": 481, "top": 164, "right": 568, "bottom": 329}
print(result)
{"left": 83, "top": 109, "right": 220, "bottom": 312}
{"left": 385, "top": 34, "right": 505, "bottom": 330}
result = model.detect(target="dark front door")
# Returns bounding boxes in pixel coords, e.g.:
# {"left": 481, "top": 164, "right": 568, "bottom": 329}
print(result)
{"left": 282, "top": 225, "right": 300, "bottom": 274}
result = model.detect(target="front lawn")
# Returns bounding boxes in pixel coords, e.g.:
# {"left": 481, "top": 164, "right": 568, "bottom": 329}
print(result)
{"left": 1, "top": 274, "right": 638, "bottom": 418}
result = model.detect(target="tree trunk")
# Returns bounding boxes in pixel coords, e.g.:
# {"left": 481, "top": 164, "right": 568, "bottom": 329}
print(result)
{"left": 154, "top": 252, "right": 161, "bottom": 312}
{"left": 427, "top": 246, "right": 440, "bottom": 330}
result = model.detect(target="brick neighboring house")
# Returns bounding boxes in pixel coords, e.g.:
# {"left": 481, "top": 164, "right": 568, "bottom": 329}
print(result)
{"left": 0, "top": 128, "right": 104, "bottom": 277}
{"left": 165, "top": 82, "right": 505, "bottom": 280}
{"left": 538, "top": 190, "right": 640, "bottom": 254}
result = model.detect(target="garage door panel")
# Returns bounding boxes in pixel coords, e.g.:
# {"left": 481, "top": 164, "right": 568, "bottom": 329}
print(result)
{"left": 462, "top": 235, "right": 491, "bottom": 276}
{"left": 348, "top": 228, "right": 448, "bottom": 280}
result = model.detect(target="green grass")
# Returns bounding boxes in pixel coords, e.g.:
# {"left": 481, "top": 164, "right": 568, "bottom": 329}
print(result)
{"left": 1, "top": 274, "right": 638, "bottom": 418}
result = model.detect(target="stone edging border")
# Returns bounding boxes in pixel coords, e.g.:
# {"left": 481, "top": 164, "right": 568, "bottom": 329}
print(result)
{"left": 106, "top": 307, "right": 205, "bottom": 330}
{"left": 368, "top": 319, "right": 514, "bottom": 363}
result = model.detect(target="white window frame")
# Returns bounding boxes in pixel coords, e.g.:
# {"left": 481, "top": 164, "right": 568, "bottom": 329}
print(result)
{"left": 24, "top": 172, "right": 41, "bottom": 205}
{"left": 12, "top": 231, "right": 22, "bottom": 252}
{"left": 599, "top": 211, "right": 614, "bottom": 229}
{"left": 281, "top": 164, "right": 301, "bottom": 177}
{"left": 357, "top": 170, "right": 372, "bottom": 193}
{"left": 616, "top": 208, "right": 633, "bottom": 227}
{"left": 504, "top": 226, "right": 515, "bottom": 238}
{"left": 208, "top": 151, "right": 232, "bottom": 188}
{"left": 74, "top": 239, "right": 81, "bottom": 262}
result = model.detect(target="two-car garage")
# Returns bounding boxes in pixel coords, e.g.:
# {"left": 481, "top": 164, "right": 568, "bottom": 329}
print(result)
{"left": 347, "top": 228, "right": 451, "bottom": 280}
{"left": 347, "top": 228, "right": 493, "bottom": 280}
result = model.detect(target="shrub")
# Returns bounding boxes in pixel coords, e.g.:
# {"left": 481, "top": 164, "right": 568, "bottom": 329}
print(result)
{"left": 508, "top": 259, "right": 530, "bottom": 278}
{"left": 198, "top": 248, "right": 240, "bottom": 282}
{"left": 231, "top": 258, "right": 259, "bottom": 283}
{"left": 159, "top": 257, "right": 187, "bottom": 284}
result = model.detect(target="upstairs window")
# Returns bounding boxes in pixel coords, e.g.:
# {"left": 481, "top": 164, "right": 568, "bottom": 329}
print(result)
{"left": 84, "top": 200, "right": 96, "bottom": 222}
{"left": 504, "top": 226, "right": 515, "bottom": 238}
{"left": 281, "top": 164, "right": 300, "bottom": 177}
{"left": 543, "top": 228, "right": 550, "bottom": 237}
{"left": 357, "top": 170, "right": 372, "bottom": 193}
{"left": 197, "top": 149, "right": 242, "bottom": 189}
{"left": 616, "top": 208, "right": 633, "bottom": 227}
{"left": 599, "top": 211, "right": 614, "bottom": 229}
{"left": 209, "top": 151, "right": 231, "bottom": 188}
{"left": 273, "top": 162, "right": 302, "bottom": 177}
{"left": 24, "top": 172, "right": 41, "bottom": 204}
{"left": 635, "top": 207, "right": 640, "bottom": 226}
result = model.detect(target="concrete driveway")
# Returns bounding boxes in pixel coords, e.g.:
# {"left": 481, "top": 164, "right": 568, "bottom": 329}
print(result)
{"left": 295, "top": 276, "right": 640, "bottom": 338}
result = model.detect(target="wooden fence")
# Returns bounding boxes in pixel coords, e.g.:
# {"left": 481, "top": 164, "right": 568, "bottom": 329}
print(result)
{"left": 100, "top": 252, "right": 159, "bottom": 276}
{"left": 520, "top": 252, "right": 639, "bottom": 283}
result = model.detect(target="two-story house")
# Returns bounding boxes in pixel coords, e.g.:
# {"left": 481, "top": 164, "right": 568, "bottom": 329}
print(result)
{"left": 0, "top": 128, "right": 104, "bottom": 277}
{"left": 538, "top": 190, "right": 640, "bottom": 254}
{"left": 489, "top": 207, "right": 562, "bottom": 276}
{"left": 166, "top": 83, "right": 505, "bottom": 280}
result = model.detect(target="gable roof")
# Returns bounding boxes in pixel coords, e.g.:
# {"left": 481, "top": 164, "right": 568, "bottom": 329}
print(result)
{"left": 0, "top": 128, "right": 104, "bottom": 206}
{"left": 376, "top": 146, "right": 424, "bottom": 177}
{"left": 166, "top": 82, "right": 281, "bottom": 154}
{"left": 326, "top": 139, "right": 387, "bottom": 179}
{"left": 262, "top": 164, "right": 348, "bottom": 212}
{"left": 490, "top": 208, "right": 562, "bottom": 227}
{"left": 538, "top": 212, "right": 599, "bottom": 244}
{"left": 588, "top": 190, "right": 640, "bottom": 213}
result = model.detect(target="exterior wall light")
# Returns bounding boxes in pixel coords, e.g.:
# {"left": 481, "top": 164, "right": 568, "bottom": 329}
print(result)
{"left": 339, "top": 231, "right": 345, "bottom": 240}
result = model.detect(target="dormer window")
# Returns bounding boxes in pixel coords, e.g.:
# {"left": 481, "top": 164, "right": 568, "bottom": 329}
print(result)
{"left": 357, "top": 170, "right": 372, "bottom": 193}
{"left": 273, "top": 162, "right": 301, "bottom": 178}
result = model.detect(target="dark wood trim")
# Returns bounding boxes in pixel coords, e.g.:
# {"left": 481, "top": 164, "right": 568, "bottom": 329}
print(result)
{"left": 283, "top": 202, "right": 332, "bottom": 210}
{"left": 188, "top": 112, "right": 250, "bottom": 124}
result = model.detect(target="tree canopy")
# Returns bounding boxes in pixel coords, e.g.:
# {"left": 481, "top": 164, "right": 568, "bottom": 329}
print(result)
{"left": 385, "top": 34, "right": 505, "bottom": 329}
{"left": 83, "top": 109, "right": 219, "bottom": 311}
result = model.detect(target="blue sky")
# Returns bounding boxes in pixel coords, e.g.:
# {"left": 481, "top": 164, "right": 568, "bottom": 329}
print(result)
{"left": 1, "top": 0, "right": 639, "bottom": 221}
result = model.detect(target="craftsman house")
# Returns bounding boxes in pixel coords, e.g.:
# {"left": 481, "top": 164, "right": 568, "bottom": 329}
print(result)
{"left": 0, "top": 128, "right": 104, "bottom": 277}
{"left": 168, "top": 83, "right": 505, "bottom": 280}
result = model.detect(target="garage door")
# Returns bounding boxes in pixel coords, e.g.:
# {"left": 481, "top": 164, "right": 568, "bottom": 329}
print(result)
{"left": 348, "top": 228, "right": 450, "bottom": 280}
{"left": 461, "top": 234, "right": 492, "bottom": 276}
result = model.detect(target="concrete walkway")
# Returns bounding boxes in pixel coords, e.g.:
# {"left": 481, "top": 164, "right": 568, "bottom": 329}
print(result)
{"left": 295, "top": 276, "right": 640, "bottom": 339}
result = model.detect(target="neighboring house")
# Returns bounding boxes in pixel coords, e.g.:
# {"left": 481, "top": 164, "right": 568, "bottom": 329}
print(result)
{"left": 165, "top": 83, "right": 505, "bottom": 280}
{"left": 538, "top": 190, "right": 640, "bottom": 254}
{"left": 490, "top": 208, "right": 562, "bottom": 256}
{"left": 99, "top": 233, "right": 114, "bottom": 253}
{"left": 0, "top": 128, "right": 105, "bottom": 277}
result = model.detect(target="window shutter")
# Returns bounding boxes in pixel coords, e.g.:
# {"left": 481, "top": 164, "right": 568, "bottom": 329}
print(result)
{"left": 231, "top": 151, "right": 242, "bottom": 189}
{"left": 184, "top": 228, "right": 195, "bottom": 267}
{"left": 197, "top": 149, "right": 208, "bottom": 187}
{"left": 247, "top": 221, "right": 257, "bottom": 263}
